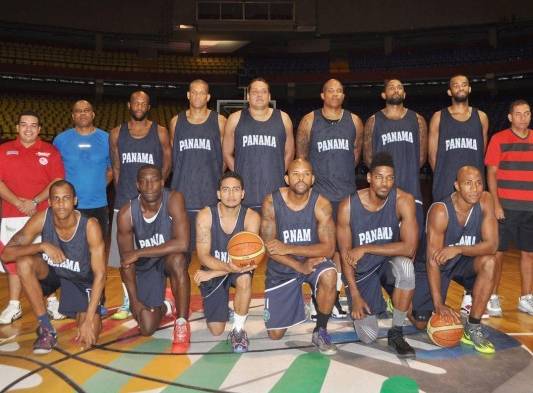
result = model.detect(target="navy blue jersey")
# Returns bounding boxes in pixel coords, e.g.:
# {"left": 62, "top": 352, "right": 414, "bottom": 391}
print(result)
{"left": 170, "top": 111, "right": 223, "bottom": 210}
{"left": 41, "top": 209, "right": 93, "bottom": 284}
{"left": 309, "top": 109, "right": 357, "bottom": 202}
{"left": 433, "top": 108, "right": 484, "bottom": 202}
{"left": 234, "top": 109, "right": 286, "bottom": 207}
{"left": 437, "top": 194, "right": 482, "bottom": 271}
{"left": 266, "top": 189, "right": 319, "bottom": 282}
{"left": 130, "top": 189, "right": 173, "bottom": 271}
{"left": 373, "top": 109, "right": 422, "bottom": 201}
{"left": 115, "top": 122, "right": 163, "bottom": 209}
{"left": 209, "top": 204, "right": 247, "bottom": 264}
{"left": 349, "top": 187, "right": 400, "bottom": 274}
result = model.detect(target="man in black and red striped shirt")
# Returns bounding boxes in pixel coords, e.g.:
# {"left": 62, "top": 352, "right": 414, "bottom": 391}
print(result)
{"left": 485, "top": 99, "right": 533, "bottom": 317}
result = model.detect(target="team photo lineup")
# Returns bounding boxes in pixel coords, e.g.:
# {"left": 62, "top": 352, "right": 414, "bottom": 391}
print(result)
{"left": 1, "top": 73, "right": 533, "bottom": 366}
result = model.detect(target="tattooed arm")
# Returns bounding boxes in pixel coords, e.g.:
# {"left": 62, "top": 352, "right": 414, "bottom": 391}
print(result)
{"left": 363, "top": 115, "right": 375, "bottom": 167}
{"left": 352, "top": 113, "right": 364, "bottom": 165}
{"left": 417, "top": 113, "right": 428, "bottom": 168}
{"left": 295, "top": 112, "right": 313, "bottom": 159}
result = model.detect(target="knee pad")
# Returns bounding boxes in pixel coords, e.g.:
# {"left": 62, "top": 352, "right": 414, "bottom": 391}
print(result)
{"left": 390, "top": 256, "right": 415, "bottom": 290}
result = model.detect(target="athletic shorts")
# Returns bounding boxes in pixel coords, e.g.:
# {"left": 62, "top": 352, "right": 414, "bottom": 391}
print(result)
{"left": 79, "top": 206, "right": 109, "bottom": 239}
{"left": 264, "top": 260, "right": 336, "bottom": 330}
{"left": 135, "top": 260, "right": 167, "bottom": 308}
{"left": 108, "top": 209, "right": 121, "bottom": 268}
{"left": 0, "top": 217, "right": 41, "bottom": 274}
{"left": 200, "top": 272, "right": 251, "bottom": 323}
{"left": 498, "top": 209, "right": 533, "bottom": 252}
{"left": 40, "top": 266, "right": 102, "bottom": 317}
{"left": 187, "top": 210, "right": 198, "bottom": 253}
{"left": 412, "top": 256, "right": 476, "bottom": 321}
{"left": 345, "top": 262, "right": 396, "bottom": 317}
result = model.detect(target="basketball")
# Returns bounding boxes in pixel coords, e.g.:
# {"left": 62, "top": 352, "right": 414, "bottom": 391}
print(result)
{"left": 227, "top": 231, "right": 266, "bottom": 268}
{"left": 426, "top": 314, "right": 464, "bottom": 348}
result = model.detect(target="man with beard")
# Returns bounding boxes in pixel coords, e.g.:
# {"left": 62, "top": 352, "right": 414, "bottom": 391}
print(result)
{"left": 117, "top": 165, "right": 190, "bottom": 348}
{"left": 296, "top": 78, "right": 363, "bottom": 319}
{"left": 337, "top": 152, "right": 418, "bottom": 358}
{"left": 364, "top": 79, "right": 427, "bottom": 231}
{"left": 169, "top": 79, "right": 226, "bottom": 254}
{"left": 194, "top": 171, "right": 260, "bottom": 353}
{"left": 428, "top": 75, "right": 489, "bottom": 317}
{"left": 223, "top": 78, "right": 294, "bottom": 212}
{"left": 1, "top": 180, "right": 106, "bottom": 354}
{"left": 261, "top": 158, "right": 338, "bottom": 355}
{"left": 429, "top": 75, "right": 488, "bottom": 202}
{"left": 109, "top": 91, "right": 172, "bottom": 320}
{"left": 411, "top": 166, "right": 498, "bottom": 354}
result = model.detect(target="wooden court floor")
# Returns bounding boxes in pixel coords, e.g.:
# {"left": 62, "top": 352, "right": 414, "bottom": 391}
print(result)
{"left": 0, "top": 250, "right": 532, "bottom": 392}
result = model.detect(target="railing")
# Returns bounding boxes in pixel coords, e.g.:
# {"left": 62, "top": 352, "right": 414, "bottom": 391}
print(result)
{"left": 197, "top": 1, "right": 294, "bottom": 22}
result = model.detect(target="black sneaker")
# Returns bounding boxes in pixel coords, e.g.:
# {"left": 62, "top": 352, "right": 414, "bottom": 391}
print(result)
{"left": 387, "top": 328, "right": 415, "bottom": 359}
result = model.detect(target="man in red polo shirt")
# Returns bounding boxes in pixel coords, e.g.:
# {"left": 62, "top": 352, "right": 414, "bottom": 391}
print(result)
{"left": 0, "top": 110, "right": 64, "bottom": 324}
{"left": 485, "top": 99, "right": 533, "bottom": 317}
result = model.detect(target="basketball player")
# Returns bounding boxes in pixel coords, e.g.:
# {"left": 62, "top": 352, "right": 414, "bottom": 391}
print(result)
{"left": 296, "top": 78, "right": 363, "bottom": 319}
{"left": 0, "top": 180, "right": 106, "bottom": 354}
{"left": 411, "top": 166, "right": 498, "bottom": 354}
{"left": 337, "top": 152, "right": 418, "bottom": 358}
{"left": 110, "top": 90, "right": 172, "bottom": 320}
{"left": 364, "top": 79, "right": 427, "bottom": 229}
{"left": 117, "top": 165, "right": 190, "bottom": 347}
{"left": 194, "top": 171, "right": 261, "bottom": 353}
{"left": 169, "top": 79, "right": 226, "bottom": 253}
{"left": 222, "top": 78, "right": 294, "bottom": 211}
{"left": 429, "top": 75, "right": 488, "bottom": 202}
{"left": 261, "top": 158, "right": 338, "bottom": 355}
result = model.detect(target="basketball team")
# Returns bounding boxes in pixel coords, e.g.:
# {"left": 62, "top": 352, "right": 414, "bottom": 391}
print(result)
{"left": 1, "top": 75, "right": 532, "bottom": 359}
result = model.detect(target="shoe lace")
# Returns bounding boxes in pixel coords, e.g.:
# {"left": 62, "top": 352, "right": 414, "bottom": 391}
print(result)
{"left": 470, "top": 324, "right": 488, "bottom": 340}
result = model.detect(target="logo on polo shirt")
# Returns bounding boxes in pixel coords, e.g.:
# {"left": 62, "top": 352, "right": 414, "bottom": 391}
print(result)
{"left": 6, "top": 150, "right": 19, "bottom": 155}
{"left": 39, "top": 157, "right": 48, "bottom": 165}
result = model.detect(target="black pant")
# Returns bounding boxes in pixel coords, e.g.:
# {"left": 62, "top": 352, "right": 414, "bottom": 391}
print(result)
{"left": 79, "top": 206, "right": 109, "bottom": 239}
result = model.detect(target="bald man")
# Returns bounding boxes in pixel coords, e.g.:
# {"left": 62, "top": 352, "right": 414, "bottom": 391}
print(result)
{"left": 412, "top": 166, "right": 498, "bottom": 354}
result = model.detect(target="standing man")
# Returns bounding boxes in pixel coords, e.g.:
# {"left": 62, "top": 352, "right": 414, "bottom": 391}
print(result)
{"left": 296, "top": 78, "right": 363, "bottom": 318}
{"left": 429, "top": 74, "right": 489, "bottom": 202}
{"left": 261, "top": 159, "right": 338, "bottom": 355}
{"left": 485, "top": 100, "right": 533, "bottom": 317}
{"left": 54, "top": 100, "right": 112, "bottom": 238}
{"left": 169, "top": 79, "right": 226, "bottom": 253}
{"left": 0, "top": 110, "right": 65, "bottom": 324}
{"left": 223, "top": 78, "right": 294, "bottom": 211}
{"left": 109, "top": 90, "right": 172, "bottom": 320}
{"left": 117, "top": 165, "right": 190, "bottom": 347}
{"left": 364, "top": 79, "right": 427, "bottom": 228}
{"left": 337, "top": 152, "right": 418, "bottom": 358}
{"left": 0, "top": 180, "right": 106, "bottom": 354}
{"left": 194, "top": 171, "right": 261, "bottom": 353}
{"left": 411, "top": 166, "right": 498, "bottom": 354}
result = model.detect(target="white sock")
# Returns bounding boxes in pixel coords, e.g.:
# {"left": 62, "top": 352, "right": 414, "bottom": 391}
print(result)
{"left": 47, "top": 296, "right": 57, "bottom": 302}
{"left": 9, "top": 300, "right": 20, "bottom": 307}
{"left": 122, "top": 283, "right": 129, "bottom": 302}
{"left": 176, "top": 317, "right": 187, "bottom": 325}
{"left": 232, "top": 313, "right": 247, "bottom": 332}
{"left": 336, "top": 272, "right": 343, "bottom": 292}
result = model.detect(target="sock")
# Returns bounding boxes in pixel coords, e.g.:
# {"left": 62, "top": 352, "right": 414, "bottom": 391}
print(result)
{"left": 392, "top": 308, "right": 407, "bottom": 327}
{"left": 37, "top": 313, "right": 54, "bottom": 332}
{"left": 315, "top": 311, "right": 329, "bottom": 331}
{"left": 176, "top": 317, "right": 187, "bottom": 325}
{"left": 232, "top": 313, "right": 247, "bottom": 332}
{"left": 468, "top": 316, "right": 481, "bottom": 325}
{"left": 8, "top": 300, "right": 20, "bottom": 307}
{"left": 336, "top": 272, "right": 343, "bottom": 292}
{"left": 47, "top": 296, "right": 57, "bottom": 303}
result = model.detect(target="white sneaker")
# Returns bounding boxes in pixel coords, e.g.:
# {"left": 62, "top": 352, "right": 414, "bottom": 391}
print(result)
{"left": 47, "top": 297, "right": 66, "bottom": 320}
{"left": 486, "top": 294, "right": 503, "bottom": 317}
{"left": 518, "top": 294, "right": 533, "bottom": 316}
{"left": 460, "top": 292, "right": 489, "bottom": 319}
{"left": 0, "top": 302, "right": 22, "bottom": 324}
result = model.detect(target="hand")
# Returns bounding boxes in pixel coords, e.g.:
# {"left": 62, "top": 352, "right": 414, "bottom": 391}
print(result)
{"left": 266, "top": 239, "right": 291, "bottom": 256}
{"left": 227, "top": 258, "right": 257, "bottom": 274}
{"left": 344, "top": 247, "right": 366, "bottom": 267}
{"left": 194, "top": 270, "right": 214, "bottom": 285}
{"left": 434, "top": 303, "right": 461, "bottom": 324}
{"left": 494, "top": 203, "right": 505, "bottom": 221}
{"left": 76, "top": 318, "right": 97, "bottom": 348}
{"left": 297, "top": 257, "right": 325, "bottom": 275}
{"left": 350, "top": 295, "right": 371, "bottom": 320}
{"left": 121, "top": 250, "right": 139, "bottom": 267}
{"left": 432, "top": 246, "right": 461, "bottom": 266}
{"left": 17, "top": 198, "right": 36, "bottom": 216}
{"left": 41, "top": 242, "right": 66, "bottom": 264}
{"left": 130, "top": 300, "right": 144, "bottom": 321}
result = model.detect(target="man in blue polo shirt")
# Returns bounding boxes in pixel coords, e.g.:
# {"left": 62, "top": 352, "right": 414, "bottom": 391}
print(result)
{"left": 54, "top": 100, "right": 112, "bottom": 238}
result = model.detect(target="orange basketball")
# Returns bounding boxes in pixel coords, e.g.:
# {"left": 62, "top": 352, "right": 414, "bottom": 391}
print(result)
{"left": 426, "top": 313, "right": 464, "bottom": 348}
{"left": 227, "top": 231, "right": 265, "bottom": 268}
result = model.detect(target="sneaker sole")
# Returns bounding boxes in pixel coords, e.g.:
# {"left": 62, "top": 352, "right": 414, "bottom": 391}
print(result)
{"left": 33, "top": 347, "right": 54, "bottom": 355}
{"left": 317, "top": 348, "right": 337, "bottom": 356}
{"left": 518, "top": 306, "right": 533, "bottom": 316}
{"left": 47, "top": 312, "right": 67, "bottom": 320}
{"left": 460, "top": 336, "right": 495, "bottom": 354}
{"left": 111, "top": 311, "right": 131, "bottom": 320}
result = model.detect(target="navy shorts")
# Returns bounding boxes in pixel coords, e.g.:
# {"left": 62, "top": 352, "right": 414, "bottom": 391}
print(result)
{"left": 200, "top": 272, "right": 251, "bottom": 323}
{"left": 345, "top": 262, "right": 396, "bottom": 316}
{"left": 136, "top": 260, "right": 166, "bottom": 308}
{"left": 498, "top": 209, "right": 533, "bottom": 252}
{"left": 40, "top": 266, "right": 102, "bottom": 317}
{"left": 412, "top": 256, "right": 476, "bottom": 321}
{"left": 264, "top": 260, "right": 337, "bottom": 330}
{"left": 187, "top": 210, "right": 199, "bottom": 253}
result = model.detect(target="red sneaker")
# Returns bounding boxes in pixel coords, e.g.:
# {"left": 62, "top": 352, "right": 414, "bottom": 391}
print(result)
{"left": 172, "top": 318, "right": 190, "bottom": 350}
